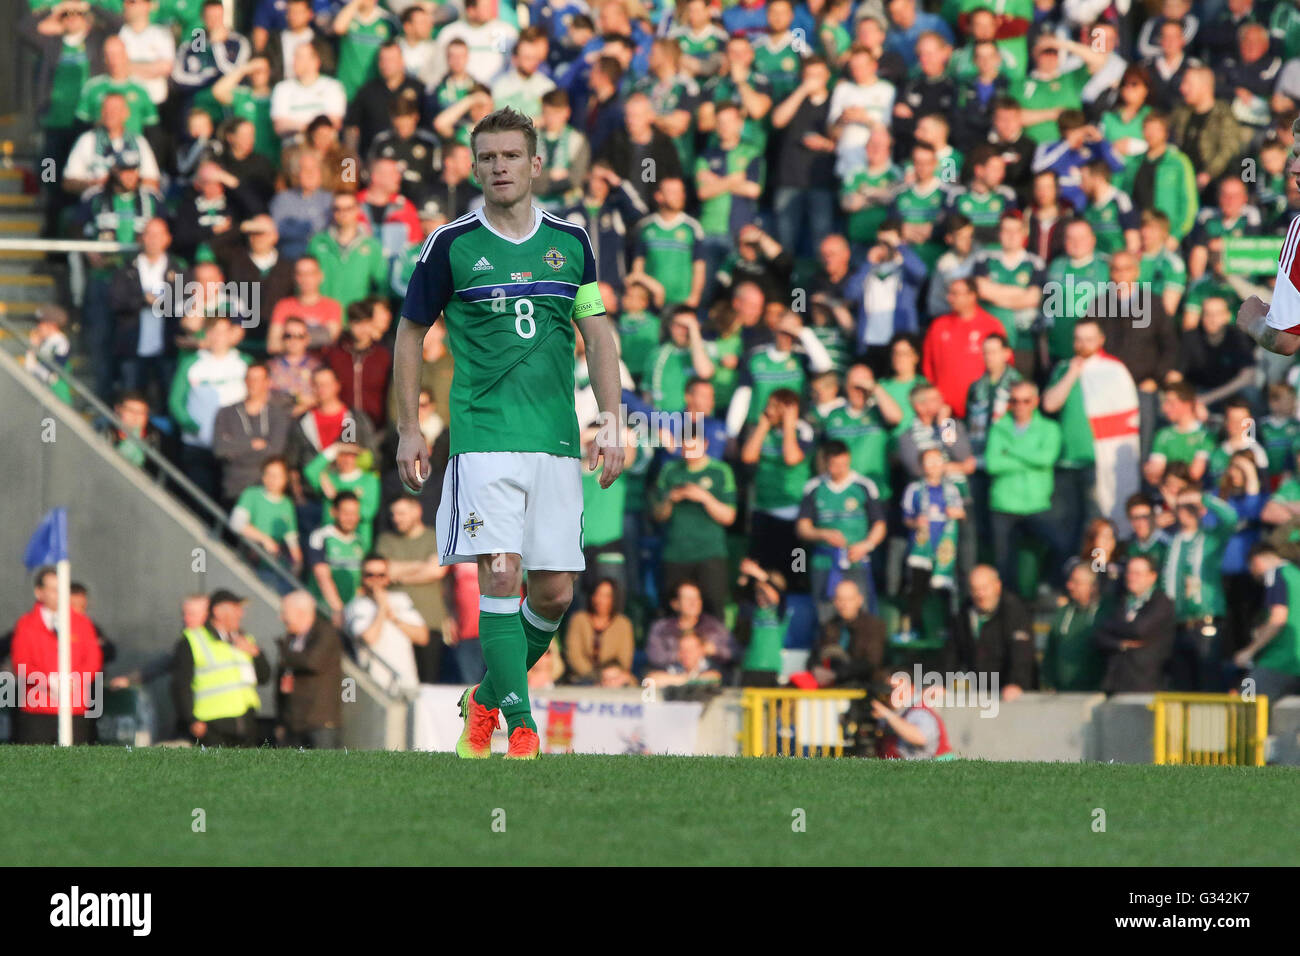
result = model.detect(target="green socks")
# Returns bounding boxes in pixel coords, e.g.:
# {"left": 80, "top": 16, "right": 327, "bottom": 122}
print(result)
{"left": 473, "top": 597, "right": 534, "bottom": 733}
{"left": 521, "top": 598, "right": 562, "bottom": 670}
{"left": 471, "top": 596, "right": 565, "bottom": 734}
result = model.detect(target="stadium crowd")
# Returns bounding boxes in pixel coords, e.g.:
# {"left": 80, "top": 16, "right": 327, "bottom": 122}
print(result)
{"left": 18, "top": 0, "right": 1300, "bottom": 712}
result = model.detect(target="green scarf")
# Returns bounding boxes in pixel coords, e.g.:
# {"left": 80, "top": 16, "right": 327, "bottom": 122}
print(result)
{"left": 906, "top": 479, "right": 962, "bottom": 589}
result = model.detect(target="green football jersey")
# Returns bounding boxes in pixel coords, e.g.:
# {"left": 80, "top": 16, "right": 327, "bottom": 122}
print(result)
{"left": 973, "top": 249, "right": 1044, "bottom": 352}
{"left": 1126, "top": 533, "right": 1169, "bottom": 574}
{"left": 743, "top": 346, "right": 808, "bottom": 426}
{"left": 841, "top": 163, "right": 903, "bottom": 245}
{"left": 636, "top": 213, "right": 703, "bottom": 305}
{"left": 308, "top": 525, "right": 365, "bottom": 606}
{"left": 670, "top": 23, "right": 729, "bottom": 67}
{"left": 1272, "top": 1, "right": 1300, "bottom": 60}
{"left": 46, "top": 39, "right": 90, "bottom": 130}
{"left": 227, "top": 87, "right": 278, "bottom": 165}
{"left": 796, "top": 473, "right": 886, "bottom": 569}
{"left": 232, "top": 486, "right": 299, "bottom": 545}
{"left": 709, "top": 332, "right": 743, "bottom": 408}
{"left": 893, "top": 180, "right": 948, "bottom": 267}
{"left": 1261, "top": 416, "right": 1300, "bottom": 477}
{"left": 1184, "top": 275, "right": 1242, "bottom": 317}
{"left": 153, "top": 0, "right": 204, "bottom": 36}
{"left": 754, "top": 425, "right": 813, "bottom": 513}
{"left": 654, "top": 456, "right": 737, "bottom": 562}
{"left": 742, "top": 603, "right": 787, "bottom": 672}
{"left": 337, "top": 10, "right": 398, "bottom": 97}
{"left": 633, "top": 73, "right": 700, "bottom": 168}
{"left": 1151, "top": 423, "right": 1216, "bottom": 466}
{"left": 650, "top": 342, "right": 713, "bottom": 412}
{"left": 76, "top": 75, "right": 158, "bottom": 135}
{"left": 703, "top": 72, "right": 774, "bottom": 151}
{"left": 751, "top": 34, "right": 805, "bottom": 104}
{"left": 1139, "top": 247, "right": 1187, "bottom": 302}
{"left": 1043, "top": 254, "right": 1110, "bottom": 361}
{"left": 947, "top": 185, "right": 1016, "bottom": 246}
{"left": 1083, "top": 189, "right": 1138, "bottom": 256}
{"left": 1045, "top": 362, "right": 1095, "bottom": 466}
{"left": 1194, "top": 207, "right": 1260, "bottom": 243}
{"left": 400, "top": 206, "right": 603, "bottom": 458}
{"left": 618, "top": 309, "right": 661, "bottom": 384}
{"left": 581, "top": 460, "right": 626, "bottom": 547}
{"left": 820, "top": 404, "right": 893, "bottom": 500}
{"left": 1257, "top": 562, "right": 1300, "bottom": 675}
{"left": 1100, "top": 106, "right": 1150, "bottom": 194}
{"left": 1017, "top": 66, "right": 1089, "bottom": 144}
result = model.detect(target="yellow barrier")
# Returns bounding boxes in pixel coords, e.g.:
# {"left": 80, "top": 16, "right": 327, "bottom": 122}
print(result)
{"left": 1150, "top": 693, "right": 1268, "bottom": 766}
{"left": 740, "top": 688, "right": 867, "bottom": 757}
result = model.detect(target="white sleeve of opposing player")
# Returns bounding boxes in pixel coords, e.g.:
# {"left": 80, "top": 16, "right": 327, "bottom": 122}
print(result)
{"left": 1266, "top": 218, "right": 1300, "bottom": 332}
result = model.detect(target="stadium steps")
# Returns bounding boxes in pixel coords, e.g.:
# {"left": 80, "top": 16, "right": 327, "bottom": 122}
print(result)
{"left": 0, "top": 155, "right": 59, "bottom": 324}
{"left": 0, "top": 342, "right": 409, "bottom": 749}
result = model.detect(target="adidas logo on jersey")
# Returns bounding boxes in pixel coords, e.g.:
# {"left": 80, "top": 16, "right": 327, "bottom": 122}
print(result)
{"left": 472, "top": 256, "right": 493, "bottom": 272}
{"left": 500, "top": 692, "right": 522, "bottom": 706}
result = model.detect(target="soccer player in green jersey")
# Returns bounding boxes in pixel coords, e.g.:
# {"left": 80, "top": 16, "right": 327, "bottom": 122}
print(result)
{"left": 394, "top": 108, "right": 625, "bottom": 760}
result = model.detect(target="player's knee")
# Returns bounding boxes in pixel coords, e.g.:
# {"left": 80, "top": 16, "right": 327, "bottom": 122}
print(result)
{"left": 529, "top": 576, "right": 575, "bottom": 620}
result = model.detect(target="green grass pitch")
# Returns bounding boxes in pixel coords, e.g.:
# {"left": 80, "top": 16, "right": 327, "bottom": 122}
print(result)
{"left": 3, "top": 748, "right": 1298, "bottom": 865}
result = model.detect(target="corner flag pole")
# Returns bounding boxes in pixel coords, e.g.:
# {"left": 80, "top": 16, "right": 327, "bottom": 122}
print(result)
{"left": 57, "top": 558, "right": 71, "bottom": 747}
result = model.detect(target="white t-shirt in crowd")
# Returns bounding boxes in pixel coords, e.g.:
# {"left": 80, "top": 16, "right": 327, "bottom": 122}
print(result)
{"left": 270, "top": 74, "right": 348, "bottom": 130}
{"left": 345, "top": 591, "right": 423, "bottom": 695}
{"left": 119, "top": 23, "right": 177, "bottom": 104}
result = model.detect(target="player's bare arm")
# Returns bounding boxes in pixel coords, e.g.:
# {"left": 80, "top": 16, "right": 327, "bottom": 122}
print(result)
{"left": 393, "top": 317, "right": 432, "bottom": 492}
{"left": 577, "top": 311, "right": 626, "bottom": 488}
{"left": 1239, "top": 294, "right": 1300, "bottom": 356}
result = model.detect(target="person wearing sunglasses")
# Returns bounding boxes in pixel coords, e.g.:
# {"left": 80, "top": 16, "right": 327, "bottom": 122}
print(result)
{"left": 984, "top": 380, "right": 1067, "bottom": 596}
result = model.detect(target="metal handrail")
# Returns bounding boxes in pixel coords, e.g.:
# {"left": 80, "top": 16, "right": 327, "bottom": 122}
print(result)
{"left": 0, "top": 308, "right": 412, "bottom": 700}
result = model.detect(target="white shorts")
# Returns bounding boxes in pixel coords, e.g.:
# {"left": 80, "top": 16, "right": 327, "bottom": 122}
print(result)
{"left": 435, "top": 452, "right": 586, "bottom": 571}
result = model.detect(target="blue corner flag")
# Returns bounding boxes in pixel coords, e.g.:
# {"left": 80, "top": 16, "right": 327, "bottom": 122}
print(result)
{"left": 23, "top": 508, "right": 68, "bottom": 571}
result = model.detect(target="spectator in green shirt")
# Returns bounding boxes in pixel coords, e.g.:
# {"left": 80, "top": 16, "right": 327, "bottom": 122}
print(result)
{"left": 735, "top": 558, "right": 789, "bottom": 687}
{"left": 1164, "top": 486, "right": 1239, "bottom": 690}
{"left": 1144, "top": 380, "right": 1213, "bottom": 487}
{"left": 303, "top": 441, "right": 382, "bottom": 550}
{"left": 231, "top": 456, "right": 303, "bottom": 591}
{"left": 647, "top": 306, "right": 716, "bottom": 413}
{"left": 986, "top": 379, "right": 1066, "bottom": 593}
{"left": 1235, "top": 543, "right": 1300, "bottom": 713}
{"left": 796, "top": 439, "right": 888, "bottom": 620}
{"left": 652, "top": 430, "right": 737, "bottom": 617}
{"left": 1042, "top": 563, "right": 1106, "bottom": 691}
{"left": 306, "top": 192, "right": 389, "bottom": 314}
{"left": 741, "top": 388, "right": 815, "bottom": 590}
{"left": 307, "top": 492, "right": 366, "bottom": 625}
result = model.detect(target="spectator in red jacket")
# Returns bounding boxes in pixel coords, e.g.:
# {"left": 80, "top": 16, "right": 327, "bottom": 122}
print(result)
{"left": 921, "top": 278, "right": 1010, "bottom": 419}
{"left": 9, "top": 566, "right": 104, "bottom": 744}
{"left": 323, "top": 299, "right": 393, "bottom": 429}
{"left": 357, "top": 156, "right": 423, "bottom": 257}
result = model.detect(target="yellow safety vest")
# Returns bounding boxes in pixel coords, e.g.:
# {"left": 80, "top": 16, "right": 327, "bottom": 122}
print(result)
{"left": 184, "top": 626, "right": 261, "bottom": 722}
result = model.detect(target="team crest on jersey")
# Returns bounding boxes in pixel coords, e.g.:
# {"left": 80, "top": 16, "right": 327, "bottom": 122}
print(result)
{"left": 511, "top": 271, "right": 533, "bottom": 281}
{"left": 845, "top": 498, "right": 857, "bottom": 511}
{"left": 543, "top": 247, "right": 566, "bottom": 270}
{"left": 463, "top": 512, "right": 485, "bottom": 537}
